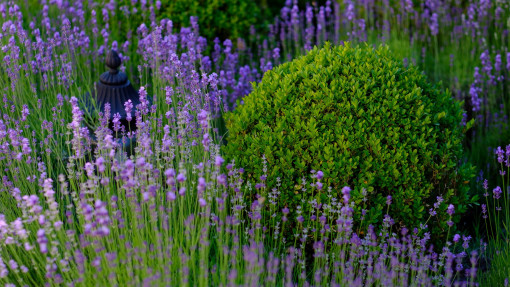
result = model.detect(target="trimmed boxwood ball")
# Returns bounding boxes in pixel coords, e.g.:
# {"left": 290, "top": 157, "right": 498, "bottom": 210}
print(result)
{"left": 223, "top": 42, "right": 476, "bottom": 243}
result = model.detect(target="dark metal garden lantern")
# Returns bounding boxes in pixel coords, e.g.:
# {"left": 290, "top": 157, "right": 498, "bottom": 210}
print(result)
{"left": 85, "top": 49, "right": 140, "bottom": 132}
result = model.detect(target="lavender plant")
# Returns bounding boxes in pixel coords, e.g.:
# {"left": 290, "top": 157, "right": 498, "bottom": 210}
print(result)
{"left": 473, "top": 144, "right": 510, "bottom": 285}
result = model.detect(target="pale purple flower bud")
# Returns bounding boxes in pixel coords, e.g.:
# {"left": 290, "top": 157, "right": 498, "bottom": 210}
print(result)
{"left": 84, "top": 162, "right": 94, "bottom": 177}
{"left": 36, "top": 229, "right": 47, "bottom": 253}
{"left": 112, "top": 113, "right": 121, "bottom": 131}
{"left": 447, "top": 204, "right": 455, "bottom": 216}
{"left": 462, "top": 235, "right": 472, "bottom": 249}
{"left": 481, "top": 204, "right": 487, "bottom": 218}
{"left": 124, "top": 99, "right": 133, "bottom": 122}
{"left": 198, "top": 177, "right": 206, "bottom": 193}
{"left": 165, "top": 168, "right": 176, "bottom": 178}
{"left": 0, "top": 258, "right": 7, "bottom": 278}
{"left": 38, "top": 215, "right": 45, "bottom": 225}
{"left": 8, "top": 260, "right": 17, "bottom": 271}
{"left": 165, "top": 86, "right": 173, "bottom": 105}
{"left": 215, "top": 155, "right": 224, "bottom": 167}
{"left": 341, "top": 186, "right": 351, "bottom": 204}
{"left": 202, "top": 133, "right": 210, "bottom": 151}
{"left": 386, "top": 195, "right": 392, "bottom": 205}
{"left": 21, "top": 105, "right": 29, "bottom": 121}
{"left": 177, "top": 173, "right": 186, "bottom": 182}
{"left": 496, "top": 146, "right": 505, "bottom": 163}
{"left": 96, "top": 157, "right": 105, "bottom": 173}
{"left": 101, "top": 178, "right": 109, "bottom": 186}
{"left": 217, "top": 174, "right": 227, "bottom": 187}
{"left": 493, "top": 186, "right": 502, "bottom": 199}
{"left": 429, "top": 13, "right": 439, "bottom": 36}
{"left": 495, "top": 54, "right": 502, "bottom": 72}
{"left": 199, "top": 198, "right": 206, "bottom": 207}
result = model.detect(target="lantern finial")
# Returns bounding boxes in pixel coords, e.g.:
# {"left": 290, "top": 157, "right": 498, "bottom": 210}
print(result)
{"left": 105, "top": 50, "right": 121, "bottom": 74}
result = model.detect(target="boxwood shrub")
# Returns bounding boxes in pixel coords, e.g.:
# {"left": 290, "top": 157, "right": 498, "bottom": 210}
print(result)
{"left": 223, "top": 42, "right": 476, "bottom": 243}
{"left": 158, "top": 0, "right": 261, "bottom": 41}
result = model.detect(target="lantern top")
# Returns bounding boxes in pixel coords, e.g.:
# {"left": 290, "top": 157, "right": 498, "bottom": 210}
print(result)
{"left": 84, "top": 49, "right": 140, "bottom": 125}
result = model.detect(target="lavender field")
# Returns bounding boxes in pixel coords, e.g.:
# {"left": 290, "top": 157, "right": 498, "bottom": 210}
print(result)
{"left": 0, "top": 0, "right": 509, "bottom": 286}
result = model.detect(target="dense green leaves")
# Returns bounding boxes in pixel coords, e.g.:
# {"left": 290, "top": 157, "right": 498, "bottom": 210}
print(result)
{"left": 158, "top": 0, "right": 260, "bottom": 41}
{"left": 223, "top": 43, "right": 476, "bottom": 243}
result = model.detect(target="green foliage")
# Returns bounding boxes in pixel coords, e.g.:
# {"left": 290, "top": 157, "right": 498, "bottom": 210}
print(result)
{"left": 223, "top": 42, "right": 477, "bottom": 242}
{"left": 158, "top": 0, "right": 261, "bottom": 41}
{"left": 479, "top": 242, "right": 510, "bottom": 286}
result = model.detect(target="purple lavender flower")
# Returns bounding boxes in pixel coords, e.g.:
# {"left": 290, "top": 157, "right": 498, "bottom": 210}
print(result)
{"left": 215, "top": 155, "right": 224, "bottom": 167}
{"left": 197, "top": 109, "right": 209, "bottom": 130}
{"left": 495, "top": 54, "right": 502, "bottom": 72}
{"left": 0, "top": 258, "right": 7, "bottom": 278}
{"left": 197, "top": 177, "right": 206, "bottom": 193}
{"left": 304, "top": 5, "right": 314, "bottom": 51}
{"left": 176, "top": 173, "right": 186, "bottom": 183}
{"left": 345, "top": 0, "right": 355, "bottom": 21}
{"left": 165, "top": 86, "right": 174, "bottom": 105}
{"left": 480, "top": 50, "right": 494, "bottom": 84}
{"left": 462, "top": 235, "right": 472, "bottom": 249}
{"left": 434, "top": 196, "right": 443, "bottom": 209}
{"left": 496, "top": 146, "right": 505, "bottom": 163}
{"left": 506, "top": 144, "right": 510, "bottom": 163}
{"left": 493, "top": 186, "right": 502, "bottom": 199}
{"left": 272, "top": 48, "right": 280, "bottom": 62}
{"left": 165, "top": 169, "right": 176, "bottom": 178}
{"left": 21, "top": 104, "right": 29, "bottom": 121}
{"left": 138, "top": 86, "right": 150, "bottom": 114}
{"left": 124, "top": 100, "right": 133, "bottom": 122}
{"left": 342, "top": 186, "right": 351, "bottom": 204}
{"left": 36, "top": 229, "right": 47, "bottom": 254}
{"left": 167, "top": 191, "right": 176, "bottom": 201}
{"left": 111, "top": 112, "right": 121, "bottom": 132}
{"left": 469, "top": 83, "right": 481, "bottom": 112}
{"left": 429, "top": 13, "right": 439, "bottom": 36}
{"left": 84, "top": 162, "right": 95, "bottom": 177}
{"left": 96, "top": 157, "right": 105, "bottom": 173}
{"left": 447, "top": 204, "right": 455, "bottom": 216}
